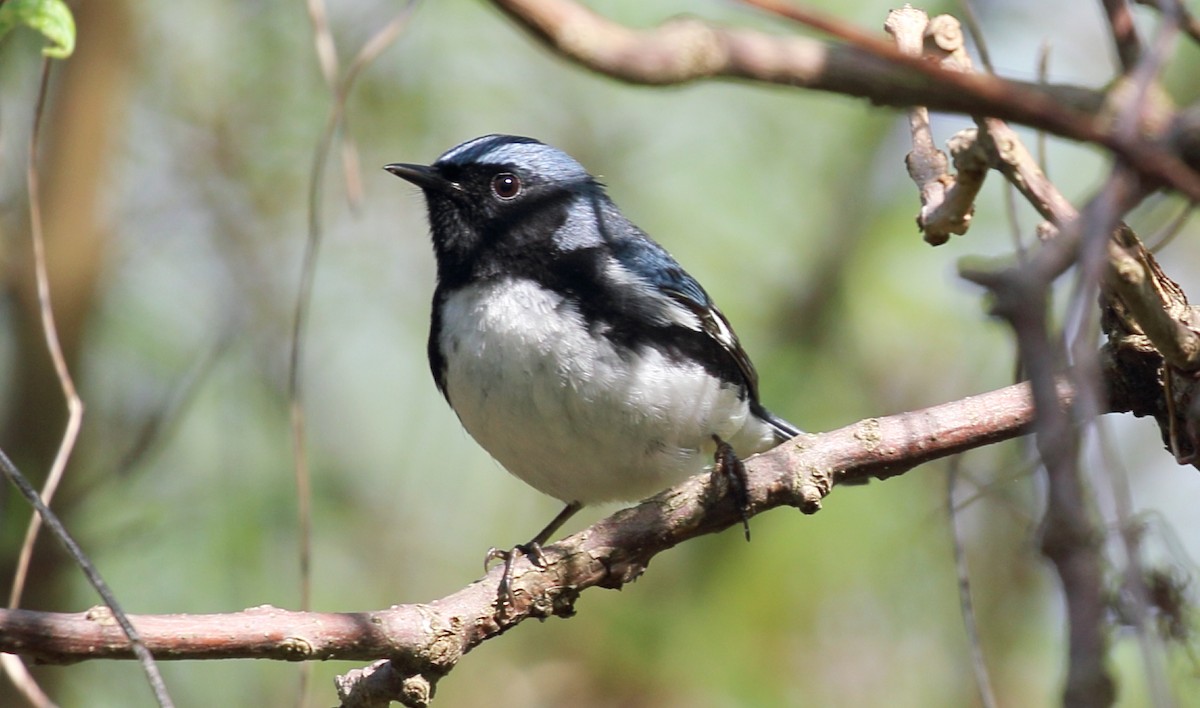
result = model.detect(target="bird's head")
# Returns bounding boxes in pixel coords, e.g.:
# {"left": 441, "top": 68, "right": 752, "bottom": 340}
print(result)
{"left": 385, "top": 135, "right": 606, "bottom": 277}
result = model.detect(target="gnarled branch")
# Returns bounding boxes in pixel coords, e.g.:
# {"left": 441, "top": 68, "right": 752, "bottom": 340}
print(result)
{"left": 2, "top": 379, "right": 1088, "bottom": 706}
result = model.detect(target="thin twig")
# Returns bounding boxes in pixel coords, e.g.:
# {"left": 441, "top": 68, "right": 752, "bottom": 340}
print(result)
{"left": 1001, "top": 161, "right": 1026, "bottom": 258}
{"left": 2, "top": 57, "right": 80, "bottom": 707}
{"left": 306, "top": 0, "right": 365, "bottom": 208}
{"left": 1135, "top": 0, "right": 1200, "bottom": 44}
{"left": 286, "top": 6, "right": 416, "bottom": 701}
{"left": 1146, "top": 200, "right": 1195, "bottom": 252}
{"left": 8, "top": 59, "right": 84, "bottom": 609}
{"left": 0, "top": 445, "right": 175, "bottom": 707}
{"left": 735, "top": 0, "right": 1200, "bottom": 197}
{"left": 1079, "top": 21, "right": 1185, "bottom": 697}
{"left": 1036, "top": 41, "right": 1051, "bottom": 181}
{"left": 0, "top": 653, "right": 56, "bottom": 708}
{"left": 5, "top": 56, "right": 174, "bottom": 708}
{"left": 291, "top": 0, "right": 322, "bottom": 675}
{"left": 1095, "top": 420, "right": 1175, "bottom": 707}
{"left": 947, "top": 458, "right": 999, "bottom": 708}
{"left": 306, "top": 0, "right": 340, "bottom": 86}
{"left": 1112, "top": 0, "right": 1179, "bottom": 147}
{"left": 293, "top": 0, "right": 351, "bottom": 638}
{"left": 1102, "top": 0, "right": 1144, "bottom": 70}
{"left": 954, "top": 1, "right": 1033, "bottom": 262}
{"left": 956, "top": 0, "right": 993, "bottom": 72}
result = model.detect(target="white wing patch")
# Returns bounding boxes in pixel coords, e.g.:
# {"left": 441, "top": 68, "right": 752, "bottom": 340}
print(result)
{"left": 705, "top": 309, "right": 738, "bottom": 352}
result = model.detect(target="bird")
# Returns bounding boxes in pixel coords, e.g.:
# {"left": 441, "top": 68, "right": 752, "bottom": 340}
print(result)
{"left": 384, "top": 134, "right": 800, "bottom": 600}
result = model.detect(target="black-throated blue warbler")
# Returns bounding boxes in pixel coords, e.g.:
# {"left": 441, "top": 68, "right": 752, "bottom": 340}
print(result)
{"left": 385, "top": 135, "right": 799, "bottom": 599}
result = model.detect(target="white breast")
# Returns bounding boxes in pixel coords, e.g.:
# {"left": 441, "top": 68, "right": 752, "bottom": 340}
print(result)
{"left": 437, "top": 278, "right": 778, "bottom": 504}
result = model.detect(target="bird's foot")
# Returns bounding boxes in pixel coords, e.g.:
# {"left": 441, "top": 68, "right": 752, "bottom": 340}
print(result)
{"left": 712, "top": 434, "right": 752, "bottom": 542}
{"left": 484, "top": 542, "right": 548, "bottom": 610}
{"left": 482, "top": 501, "right": 582, "bottom": 613}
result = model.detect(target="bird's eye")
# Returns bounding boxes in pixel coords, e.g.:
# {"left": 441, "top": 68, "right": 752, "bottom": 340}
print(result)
{"left": 491, "top": 172, "right": 521, "bottom": 200}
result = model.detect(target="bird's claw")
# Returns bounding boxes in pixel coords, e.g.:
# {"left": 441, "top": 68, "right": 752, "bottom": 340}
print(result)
{"left": 484, "top": 542, "right": 547, "bottom": 610}
{"left": 712, "top": 434, "right": 752, "bottom": 541}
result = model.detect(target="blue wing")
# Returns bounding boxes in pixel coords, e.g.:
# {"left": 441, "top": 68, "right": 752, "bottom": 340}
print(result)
{"left": 610, "top": 232, "right": 710, "bottom": 306}
{"left": 609, "top": 230, "right": 762, "bottom": 400}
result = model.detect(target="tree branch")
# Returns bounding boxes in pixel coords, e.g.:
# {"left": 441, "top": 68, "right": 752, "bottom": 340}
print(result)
{"left": 873, "top": 8, "right": 1196, "bottom": 464}
{"left": 881, "top": 8, "right": 1189, "bottom": 705}
{"left": 488, "top": 0, "right": 1200, "bottom": 199}
{"left": 1, "top": 380, "right": 1082, "bottom": 704}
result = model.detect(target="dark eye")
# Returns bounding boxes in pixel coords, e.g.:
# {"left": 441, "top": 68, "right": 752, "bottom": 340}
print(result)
{"left": 491, "top": 172, "right": 521, "bottom": 200}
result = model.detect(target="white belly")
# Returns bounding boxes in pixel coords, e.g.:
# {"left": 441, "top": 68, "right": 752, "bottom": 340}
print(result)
{"left": 438, "top": 278, "right": 777, "bottom": 504}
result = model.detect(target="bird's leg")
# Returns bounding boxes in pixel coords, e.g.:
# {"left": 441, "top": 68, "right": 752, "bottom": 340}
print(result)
{"left": 485, "top": 500, "right": 583, "bottom": 608}
{"left": 712, "top": 434, "right": 752, "bottom": 542}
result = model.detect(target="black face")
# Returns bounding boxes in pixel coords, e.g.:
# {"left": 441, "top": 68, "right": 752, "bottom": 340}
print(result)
{"left": 387, "top": 136, "right": 601, "bottom": 286}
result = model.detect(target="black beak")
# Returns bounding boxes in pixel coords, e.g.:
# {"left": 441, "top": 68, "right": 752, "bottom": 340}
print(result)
{"left": 383, "top": 163, "right": 460, "bottom": 194}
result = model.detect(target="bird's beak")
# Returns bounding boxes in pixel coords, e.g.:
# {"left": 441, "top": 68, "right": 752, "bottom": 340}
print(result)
{"left": 383, "top": 163, "right": 460, "bottom": 194}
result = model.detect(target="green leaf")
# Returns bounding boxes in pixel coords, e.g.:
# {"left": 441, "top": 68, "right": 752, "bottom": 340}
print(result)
{"left": 0, "top": 0, "right": 76, "bottom": 59}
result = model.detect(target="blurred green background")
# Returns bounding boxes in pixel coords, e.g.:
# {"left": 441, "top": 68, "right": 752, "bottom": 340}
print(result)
{"left": 1, "top": 0, "right": 1199, "bottom": 706}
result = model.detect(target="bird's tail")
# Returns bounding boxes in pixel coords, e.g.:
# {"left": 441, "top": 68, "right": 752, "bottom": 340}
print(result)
{"left": 755, "top": 403, "right": 870, "bottom": 485}
{"left": 752, "top": 402, "right": 802, "bottom": 444}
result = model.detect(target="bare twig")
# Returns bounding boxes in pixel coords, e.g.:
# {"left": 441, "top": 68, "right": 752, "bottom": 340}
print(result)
{"left": 337, "top": 660, "right": 422, "bottom": 708}
{"left": 306, "top": 0, "right": 340, "bottom": 86}
{"left": 956, "top": 0, "right": 1034, "bottom": 261}
{"left": 931, "top": 17, "right": 1178, "bottom": 695}
{"left": 8, "top": 60, "right": 83, "bottom": 608}
{"left": 289, "top": 0, "right": 415, "bottom": 612}
{"left": 0, "top": 653, "right": 55, "bottom": 708}
{"left": 1146, "top": 201, "right": 1195, "bottom": 252}
{"left": 306, "top": 0, "right": 365, "bottom": 208}
{"left": 1136, "top": 0, "right": 1200, "bottom": 45}
{"left": 886, "top": 8, "right": 983, "bottom": 244}
{"left": 947, "top": 459, "right": 999, "bottom": 708}
{"left": 293, "top": 8, "right": 411, "bottom": 702}
{"left": 955, "top": 0, "right": 993, "bottom": 72}
{"left": 1036, "top": 41, "right": 1051, "bottom": 176}
{"left": 1106, "top": 223, "right": 1200, "bottom": 371}
{"left": 1101, "top": 8, "right": 1200, "bottom": 375}
{"left": 1095, "top": 422, "right": 1175, "bottom": 707}
{"left": 0, "top": 446, "right": 175, "bottom": 707}
{"left": 3, "top": 57, "right": 83, "bottom": 708}
{"left": 1102, "top": 0, "right": 1144, "bottom": 70}
{"left": 1111, "top": 0, "right": 1179, "bottom": 149}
